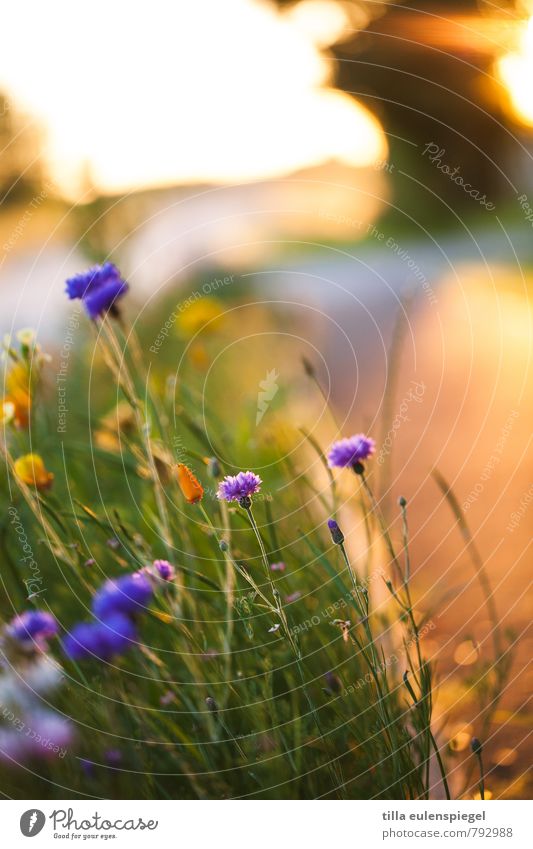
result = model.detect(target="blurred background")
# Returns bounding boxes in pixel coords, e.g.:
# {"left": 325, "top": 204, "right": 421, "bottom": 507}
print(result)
{"left": 0, "top": 0, "right": 531, "bottom": 797}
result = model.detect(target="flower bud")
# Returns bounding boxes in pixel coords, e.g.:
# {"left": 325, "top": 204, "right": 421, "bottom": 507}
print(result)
{"left": 176, "top": 463, "right": 204, "bottom": 504}
{"left": 207, "top": 457, "right": 221, "bottom": 478}
{"left": 471, "top": 737, "right": 483, "bottom": 754}
{"left": 205, "top": 696, "right": 218, "bottom": 716}
{"left": 327, "top": 518, "right": 344, "bottom": 545}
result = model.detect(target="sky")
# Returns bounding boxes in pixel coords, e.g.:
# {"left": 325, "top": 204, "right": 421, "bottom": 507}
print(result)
{"left": 0, "top": 0, "right": 388, "bottom": 198}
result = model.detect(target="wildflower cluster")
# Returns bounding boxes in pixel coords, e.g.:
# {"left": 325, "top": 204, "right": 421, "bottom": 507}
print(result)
{"left": 63, "top": 565, "right": 172, "bottom": 663}
{"left": 1, "top": 330, "right": 55, "bottom": 493}
{"left": 1, "top": 610, "right": 71, "bottom": 763}
{"left": 0, "top": 259, "right": 494, "bottom": 801}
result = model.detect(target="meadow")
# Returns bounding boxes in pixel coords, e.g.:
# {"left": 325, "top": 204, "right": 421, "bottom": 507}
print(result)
{"left": 0, "top": 263, "right": 511, "bottom": 800}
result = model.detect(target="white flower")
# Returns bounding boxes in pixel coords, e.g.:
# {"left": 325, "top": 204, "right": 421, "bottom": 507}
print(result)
{"left": 16, "top": 328, "right": 37, "bottom": 347}
{"left": 19, "top": 656, "right": 64, "bottom": 696}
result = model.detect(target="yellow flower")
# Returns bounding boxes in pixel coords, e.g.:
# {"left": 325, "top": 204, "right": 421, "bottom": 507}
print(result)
{"left": 3, "top": 361, "right": 32, "bottom": 428}
{"left": 176, "top": 463, "right": 204, "bottom": 504}
{"left": 14, "top": 454, "right": 54, "bottom": 490}
{"left": 176, "top": 298, "right": 224, "bottom": 336}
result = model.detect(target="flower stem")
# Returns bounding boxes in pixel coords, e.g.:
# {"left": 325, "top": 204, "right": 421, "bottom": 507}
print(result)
{"left": 474, "top": 749, "right": 485, "bottom": 800}
{"left": 245, "top": 502, "right": 347, "bottom": 799}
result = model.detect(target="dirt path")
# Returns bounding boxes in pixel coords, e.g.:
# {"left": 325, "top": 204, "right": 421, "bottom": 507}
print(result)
{"left": 266, "top": 236, "right": 532, "bottom": 798}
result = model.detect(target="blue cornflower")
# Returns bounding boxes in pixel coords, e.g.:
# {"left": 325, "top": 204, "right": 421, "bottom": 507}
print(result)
{"left": 92, "top": 572, "right": 153, "bottom": 619}
{"left": 217, "top": 471, "right": 262, "bottom": 504}
{"left": 65, "top": 262, "right": 129, "bottom": 320}
{"left": 63, "top": 613, "right": 137, "bottom": 662}
{"left": 7, "top": 610, "right": 58, "bottom": 645}
{"left": 327, "top": 434, "right": 375, "bottom": 469}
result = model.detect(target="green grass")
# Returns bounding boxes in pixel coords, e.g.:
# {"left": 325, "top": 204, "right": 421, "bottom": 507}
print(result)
{"left": 0, "top": 290, "right": 505, "bottom": 800}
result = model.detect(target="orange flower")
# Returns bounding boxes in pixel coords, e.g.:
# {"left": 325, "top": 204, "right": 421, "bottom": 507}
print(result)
{"left": 188, "top": 341, "right": 209, "bottom": 370}
{"left": 176, "top": 463, "right": 204, "bottom": 504}
{"left": 14, "top": 454, "right": 54, "bottom": 490}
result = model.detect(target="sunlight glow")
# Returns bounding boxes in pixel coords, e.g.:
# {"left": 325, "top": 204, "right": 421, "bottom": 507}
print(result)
{"left": 0, "top": 0, "right": 387, "bottom": 199}
{"left": 498, "top": 14, "right": 533, "bottom": 125}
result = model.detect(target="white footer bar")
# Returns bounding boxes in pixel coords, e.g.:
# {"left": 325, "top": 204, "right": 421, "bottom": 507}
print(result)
{"left": 3, "top": 800, "right": 529, "bottom": 848}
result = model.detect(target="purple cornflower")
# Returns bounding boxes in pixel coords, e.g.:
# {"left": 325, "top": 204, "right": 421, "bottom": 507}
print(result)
{"left": 217, "top": 471, "right": 262, "bottom": 505}
{"left": 150, "top": 559, "right": 175, "bottom": 581}
{"left": 327, "top": 434, "right": 375, "bottom": 469}
{"left": 65, "top": 262, "right": 129, "bottom": 320}
{"left": 92, "top": 572, "right": 153, "bottom": 618}
{"left": 63, "top": 613, "right": 137, "bottom": 662}
{"left": 6, "top": 610, "right": 58, "bottom": 646}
